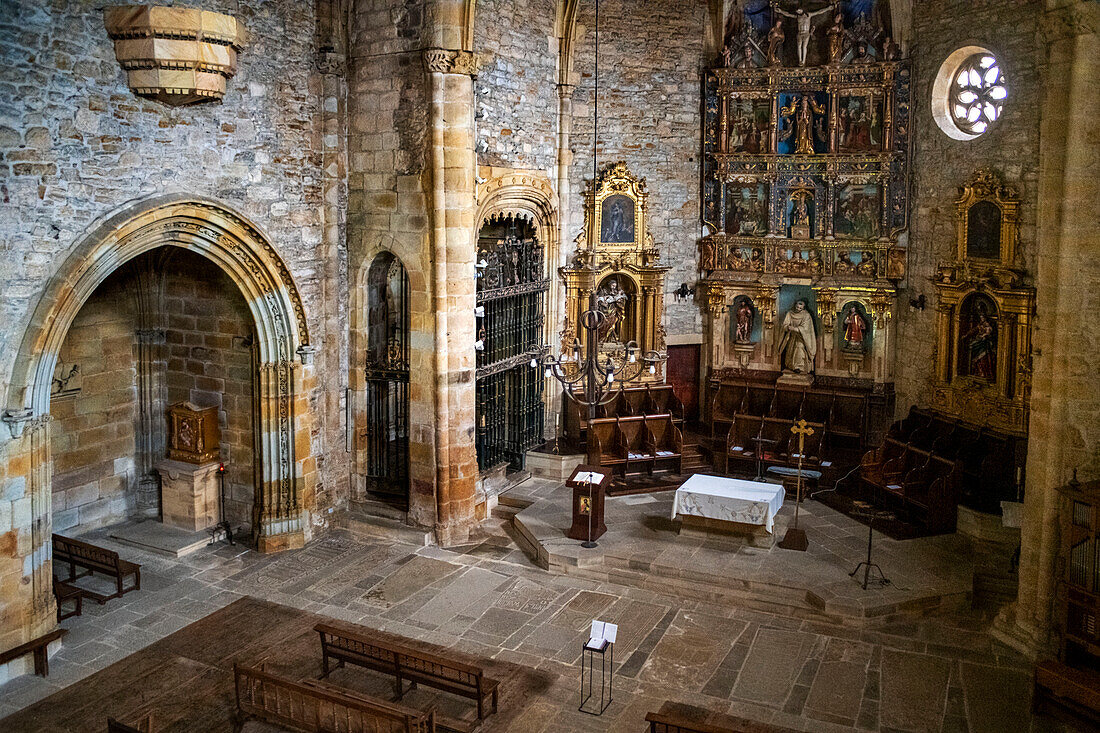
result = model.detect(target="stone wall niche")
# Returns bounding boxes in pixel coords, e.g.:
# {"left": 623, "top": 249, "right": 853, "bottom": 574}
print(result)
{"left": 104, "top": 6, "right": 247, "bottom": 106}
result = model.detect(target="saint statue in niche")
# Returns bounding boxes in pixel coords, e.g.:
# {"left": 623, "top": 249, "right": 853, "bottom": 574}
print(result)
{"left": 843, "top": 304, "right": 868, "bottom": 350}
{"left": 827, "top": 11, "right": 846, "bottom": 63}
{"left": 596, "top": 277, "right": 630, "bottom": 344}
{"left": 734, "top": 297, "right": 755, "bottom": 343}
{"left": 766, "top": 19, "right": 785, "bottom": 66}
{"left": 779, "top": 95, "right": 827, "bottom": 155}
{"left": 779, "top": 299, "right": 817, "bottom": 374}
{"left": 966, "top": 200, "right": 1002, "bottom": 260}
{"left": 960, "top": 296, "right": 997, "bottom": 381}
{"left": 600, "top": 194, "right": 635, "bottom": 244}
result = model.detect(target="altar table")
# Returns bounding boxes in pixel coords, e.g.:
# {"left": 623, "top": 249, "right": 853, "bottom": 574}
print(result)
{"left": 671, "top": 475, "right": 785, "bottom": 533}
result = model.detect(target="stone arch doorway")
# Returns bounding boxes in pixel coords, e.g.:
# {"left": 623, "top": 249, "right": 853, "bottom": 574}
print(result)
{"left": 361, "top": 251, "right": 411, "bottom": 508}
{"left": 3, "top": 195, "right": 316, "bottom": 649}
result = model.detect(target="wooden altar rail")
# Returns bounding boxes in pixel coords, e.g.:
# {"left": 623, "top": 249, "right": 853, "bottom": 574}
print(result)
{"left": 233, "top": 663, "right": 435, "bottom": 733}
{"left": 645, "top": 710, "right": 800, "bottom": 733}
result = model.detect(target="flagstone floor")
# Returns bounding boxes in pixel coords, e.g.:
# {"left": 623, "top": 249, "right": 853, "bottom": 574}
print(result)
{"left": 0, "top": 480, "right": 1078, "bottom": 732}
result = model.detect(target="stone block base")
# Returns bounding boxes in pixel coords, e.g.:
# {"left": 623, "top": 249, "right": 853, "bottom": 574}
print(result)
{"left": 155, "top": 458, "right": 221, "bottom": 532}
{"left": 525, "top": 448, "right": 585, "bottom": 481}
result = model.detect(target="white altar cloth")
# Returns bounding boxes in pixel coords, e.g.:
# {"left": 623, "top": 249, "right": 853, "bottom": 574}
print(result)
{"left": 671, "top": 475, "right": 784, "bottom": 532}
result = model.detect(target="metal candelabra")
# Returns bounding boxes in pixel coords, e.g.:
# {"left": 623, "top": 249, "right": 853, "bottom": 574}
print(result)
{"left": 533, "top": 291, "right": 666, "bottom": 432}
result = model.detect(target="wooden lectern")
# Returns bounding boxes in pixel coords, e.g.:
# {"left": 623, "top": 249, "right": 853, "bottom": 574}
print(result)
{"left": 566, "top": 465, "right": 611, "bottom": 543}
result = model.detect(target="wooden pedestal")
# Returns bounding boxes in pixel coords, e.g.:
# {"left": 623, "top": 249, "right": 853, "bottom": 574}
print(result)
{"left": 566, "top": 465, "right": 611, "bottom": 542}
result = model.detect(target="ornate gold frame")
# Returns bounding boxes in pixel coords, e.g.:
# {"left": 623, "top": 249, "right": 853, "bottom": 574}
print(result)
{"left": 955, "top": 168, "right": 1020, "bottom": 266}
{"left": 932, "top": 169, "right": 1034, "bottom": 435}
{"left": 561, "top": 162, "right": 667, "bottom": 381}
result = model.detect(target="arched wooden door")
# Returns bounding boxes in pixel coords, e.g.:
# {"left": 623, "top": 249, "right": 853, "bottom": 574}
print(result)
{"left": 363, "top": 252, "right": 410, "bottom": 504}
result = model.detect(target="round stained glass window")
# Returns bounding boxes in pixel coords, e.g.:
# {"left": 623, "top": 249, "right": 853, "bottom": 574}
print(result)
{"left": 949, "top": 54, "right": 1007, "bottom": 136}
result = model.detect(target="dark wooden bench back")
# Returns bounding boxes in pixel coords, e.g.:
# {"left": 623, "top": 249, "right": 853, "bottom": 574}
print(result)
{"left": 711, "top": 383, "right": 747, "bottom": 422}
{"left": 772, "top": 389, "right": 804, "bottom": 420}
{"left": 743, "top": 386, "right": 775, "bottom": 416}
{"left": 646, "top": 415, "right": 682, "bottom": 453}
{"left": 801, "top": 391, "right": 834, "bottom": 424}
{"left": 586, "top": 419, "right": 624, "bottom": 465}
{"left": 830, "top": 394, "right": 866, "bottom": 435}
{"left": 644, "top": 385, "right": 684, "bottom": 419}
{"left": 785, "top": 420, "right": 825, "bottom": 461}
{"left": 759, "top": 417, "right": 795, "bottom": 456}
{"left": 53, "top": 534, "right": 120, "bottom": 571}
{"left": 616, "top": 416, "right": 651, "bottom": 454}
{"left": 729, "top": 414, "right": 763, "bottom": 450}
{"left": 235, "top": 662, "right": 435, "bottom": 733}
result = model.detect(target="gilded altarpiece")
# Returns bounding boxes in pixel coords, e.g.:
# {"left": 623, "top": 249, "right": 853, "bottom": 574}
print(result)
{"left": 560, "top": 162, "right": 667, "bottom": 382}
{"left": 699, "top": 3, "right": 909, "bottom": 386}
{"left": 932, "top": 169, "right": 1034, "bottom": 435}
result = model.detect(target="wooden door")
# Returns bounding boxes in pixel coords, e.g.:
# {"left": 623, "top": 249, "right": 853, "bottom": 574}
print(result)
{"left": 666, "top": 344, "right": 700, "bottom": 422}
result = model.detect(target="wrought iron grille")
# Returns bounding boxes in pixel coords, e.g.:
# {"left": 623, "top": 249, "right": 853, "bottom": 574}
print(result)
{"left": 363, "top": 253, "right": 410, "bottom": 503}
{"left": 475, "top": 215, "right": 548, "bottom": 471}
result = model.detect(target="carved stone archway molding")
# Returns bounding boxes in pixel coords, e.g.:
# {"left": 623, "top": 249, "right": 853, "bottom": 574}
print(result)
{"left": 5, "top": 194, "right": 315, "bottom": 556}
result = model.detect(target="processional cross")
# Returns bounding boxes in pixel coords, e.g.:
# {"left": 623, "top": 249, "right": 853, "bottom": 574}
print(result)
{"left": 780, "top": 419, "right": 814, "bottom": 551}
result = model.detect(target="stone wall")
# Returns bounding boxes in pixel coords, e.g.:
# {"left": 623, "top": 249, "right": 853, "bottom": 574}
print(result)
{"left": 162, "top": 251, "right": 256, "bottom": 531}
{"left": 473, "top": 0, "right": 559, "bottom": 173}
{"left": 0, "top": 0, "right": 339, "bottom": 509}
{"left": 347, "top": 0, "right": 437, "bottom": 527}
{"left": 568, "top": 0, "right": 707, "bottom": 339}
{"left": 893, "top": 0, "right": 1042, "bottom": 415}
{"left": 50, "top": 270, "right": 137, "bottom": 534}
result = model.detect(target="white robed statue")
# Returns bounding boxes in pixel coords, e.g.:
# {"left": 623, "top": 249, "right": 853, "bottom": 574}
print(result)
{"left": 778, "top": 299, "right": 817, "bottom": 374}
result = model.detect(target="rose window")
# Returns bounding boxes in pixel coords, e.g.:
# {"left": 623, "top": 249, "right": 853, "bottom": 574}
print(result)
{"left": 950, "top": 54, "right": 1007, "bottom": 136}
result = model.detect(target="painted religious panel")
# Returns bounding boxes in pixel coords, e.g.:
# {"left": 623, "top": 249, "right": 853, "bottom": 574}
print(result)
{"left": 835, "top": 183, "right": 881, "bottom": 239}
{"left": 728, "top": 98, "right": 772, "bottom": 153}
{"left": 778, "top": 92, "right": 828, "bottom": 155}
{"left": 726, "top": 245, "right": 765, "bottom": 272}
{"left": 838, "top": 95, "right": 884, "bottom": 152}
{"left": 600, "top": 194, "right": 635, "bottom": 245}
{"left": 957, "top": 293, "right": 997, "bottom": 382}
{"left": 726, "top": 183, "right": 769, "bottom": 235}
{"left": 965, "top": 200, "right": 1001, "bottom": 260}
{"left": 776, "top": 247, "right": 823, "bottom": 276}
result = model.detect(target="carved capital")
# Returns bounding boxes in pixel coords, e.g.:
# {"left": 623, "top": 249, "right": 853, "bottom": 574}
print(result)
{"left": 422, "top": 48, "right": 479, "bottom": 77}
{"left": 2, "top": 408, "right": 34, "bottom": 439}
{"left": 296, "top": 344, "right": 316, "bottom": 366}
{"left": 316, "top": 50, "right": 346, "bottom": 75}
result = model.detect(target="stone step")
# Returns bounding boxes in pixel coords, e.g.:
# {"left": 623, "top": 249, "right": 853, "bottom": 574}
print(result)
{"left": 343, "top": 510, "right": 433, "bottom": 547}
{"left": 351, "top": 497, "right": 408, "bottom": 522}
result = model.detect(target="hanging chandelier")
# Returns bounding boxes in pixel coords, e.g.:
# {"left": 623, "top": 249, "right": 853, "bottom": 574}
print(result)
{"left": 529, "top": 0, "right": 667, "bottom": 425}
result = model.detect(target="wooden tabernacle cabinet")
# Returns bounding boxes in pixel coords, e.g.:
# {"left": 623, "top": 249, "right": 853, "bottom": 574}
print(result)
{"left": 1056, "top": 475, "right": 1100, "bottom": 671}
{"left": 166, "top": 402, "right": 220, "bottom": 464}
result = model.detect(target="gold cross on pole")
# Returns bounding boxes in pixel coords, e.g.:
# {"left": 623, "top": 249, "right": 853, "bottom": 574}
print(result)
{"left": 789, "top": 419, "right": 815, "bottom": 529}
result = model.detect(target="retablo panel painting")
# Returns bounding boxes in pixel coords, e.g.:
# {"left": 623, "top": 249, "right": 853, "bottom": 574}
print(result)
{"left": 835, "top": 183, "right": 881, "bottom": 239}
{"left": 600, "top": 194, "right": 635, "bottom": 245}
{"left": 727, "top": 183, "right": 769, "bottom": 236}
{"left": 965, "top": 200, "right": 1002, "bottom": 260}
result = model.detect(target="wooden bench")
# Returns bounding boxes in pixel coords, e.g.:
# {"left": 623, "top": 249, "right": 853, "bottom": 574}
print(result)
{"left": 861, "top": 442, "right": 961, "bottom": 533}
{"left": 0, "top": 627, "right": 66, "bottom": 677}
{"left": 107, "top": 714, "right": 153, "bottom": 733}
{"left": 1034, "top": 658, "right": 1100, "bottom": 726}
{"left": 315, "top": 622, "right": 499, "bottom": 721}
{"left": 234, "top": 663, "right": 435, "bottom": 733}
{"left": 53, "top": 575, "right": 83, "bottom": 621}
{"left": 53, "top": 534, "right": 141, "bottom": 603}
{"left": 645, "top": 711, "right": 800, "bottom": 733}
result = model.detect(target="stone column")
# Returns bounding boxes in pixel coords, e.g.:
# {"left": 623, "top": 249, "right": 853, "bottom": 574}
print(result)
{"left": 133, "top": 328, "right": 167, "bottom": 517}
{"left": 995, "top": 0, "right": 1099, "bottom": 658}
{"left": 254, "top": 359, "right": 310, "bottom": 552}
{"left": 547, "top": 82, "right": 575, "bottom": 435}
{"left": 0, "top": 412, "right": 57, "bottom": 683}
{"left": 424, "top": 48, "right": 479, "bottom": 546}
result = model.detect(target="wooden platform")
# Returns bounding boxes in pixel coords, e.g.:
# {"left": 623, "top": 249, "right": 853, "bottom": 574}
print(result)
{"left": 0, "top": 596, "right": 556, "bottom": 732}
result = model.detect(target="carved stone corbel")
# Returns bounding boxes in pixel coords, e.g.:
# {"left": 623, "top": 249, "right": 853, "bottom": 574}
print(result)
{"left": 422, "top": 48, "right": 480, "bottom": 77}
{"left": 2, "top": 408, "right": 34, "bottom": 439}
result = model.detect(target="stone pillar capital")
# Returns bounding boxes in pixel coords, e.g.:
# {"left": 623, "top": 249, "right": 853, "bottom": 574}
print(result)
{"left": 2, "top": 408, "right": 35, "bottom": 439}
{"left": 422, "top": 48, "right": 479, "bottom": 77}
{"left": 557, "top": 83, "right": 576, "bottom": 98}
